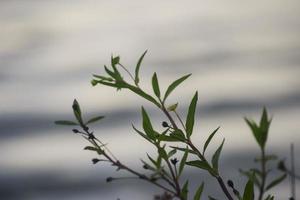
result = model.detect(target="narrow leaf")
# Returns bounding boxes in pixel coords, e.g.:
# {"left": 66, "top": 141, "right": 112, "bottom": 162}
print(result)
{"left": 141, "top": 107, "right": 157, "bottom": 140}
{"left": 170, "top": 146, "right": 197, "bottom": 155}
{"left": 92, "top": 74, "right": 114, "bottom": 82}
{"left": 243, "top": 179, "right": 254, "bottom": 200}
{"left": 179, "top": 147, "right": 189, "bottom": 176}
{"left": 86, "top": 116, "right": 104, "bottom": 125}
{"left": 163, "top": 74, "right": 191, "bottom": 101}
{"left": 170, "top": 129, "right": 186, "bottom": 141}
{"left": 181, "top": 180, "right": 189, "bottom": 200}
{"left": 265, "top": 174, "right": 287, "bottom": 191}
{"left": 55, "top": 120, "right": 78, "bottom": 125}
{"left": 203, "top": 126, "right": 220, "bottom": 155}
{"left": 147, "top": 154, "right": 158, "bottom": 167}
{"left": 132, "top": 124, "right": 153, "bottom": 144}
{"left": 259, "top": 107, "right": 271, "bottom": 148}
{"left": 186, "top": 160, "right": 211, "bottom": 171}
{"left": 84, "top": 146, "right": 98, "bottom": 151}
{"left": 151, "top": 72, "right": 160, "bottom": 98}
{"left": 194, "top": 182, "right": 204, "bottom": 200}
{"left": 135, "top": 50, "right": 147, "bottom": 85}
{"left": 211, "top": 139, "right": 225, "bottom": 172}
{"left": 186, "top": 91, "right": 198, "bottom": 138}
{"left": 245, "top": 118, "right": 263, "bottom": 149}
{"left": 72, "top": 99, "right": 84, "bottom": 125}
{"left": 168, "top": 149, "right": 177, "bottom": 158}
{"left": 126, "top": 85, "right": 161, "bottom": 107}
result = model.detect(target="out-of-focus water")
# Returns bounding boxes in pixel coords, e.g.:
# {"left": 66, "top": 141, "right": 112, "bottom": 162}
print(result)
{"left": 0, "top": 0, "right": 299, "bottom": 199}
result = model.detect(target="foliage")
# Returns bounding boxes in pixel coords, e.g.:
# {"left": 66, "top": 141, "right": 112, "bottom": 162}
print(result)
{"left": 55, "top": 51, "right": 295, "bottom": 200}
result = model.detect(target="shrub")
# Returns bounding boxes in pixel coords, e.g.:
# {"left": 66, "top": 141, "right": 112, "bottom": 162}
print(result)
{"left": 56, "top": 51, "right": 297, "bottom": 200}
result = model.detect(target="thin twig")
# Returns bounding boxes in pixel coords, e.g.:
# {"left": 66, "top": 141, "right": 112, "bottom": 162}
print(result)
{"left": 290, "top": 143, "right": 296, "bottom": 199}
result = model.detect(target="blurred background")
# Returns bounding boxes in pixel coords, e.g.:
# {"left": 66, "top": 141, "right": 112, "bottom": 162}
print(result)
{"left": 0, "top": 0, "right": 299, "bottom": 199}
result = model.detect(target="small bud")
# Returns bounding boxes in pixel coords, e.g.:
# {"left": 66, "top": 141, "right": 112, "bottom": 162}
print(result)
{"left": 233, "top": 189, "right": 240, "bottom": 196}
{"left": 162, "top": 121, "right": 169, "bottom": 128}
{"left": 167, "top": 103, "right": 178, "bottom": 111}
{"left": 277, "top": 160, "right": 286, "bottom": 171}
{"left": 143, "top": 164, "right": 149, "bottom": 169}
{"left": 139, "top": 175, "right": 147, "bottom": 179}
{"left": 92, "top": 158, "right": 100, "bottom": 164}
{"left": 150, "top": 177, "right": 157, "bottom": 182}
{"left": 91, "top": 79, "right": 98, "bottom": 86}
{"left": 106, "top": 177, "right": 114, "bottom": 182}
{"left": 227, "top": 180, "right": 234, "bottom": 188}
{"left": 88, "top": 133, "right": 95, "bottom": 140}
{"left": 83, "top": 126, "right": 89, "bottom": 132}
{"left": 171, "top": 158, "right": 178, "bottom": 165}
{"left": 72, "top": 129, "right": 79, "bottom": 133}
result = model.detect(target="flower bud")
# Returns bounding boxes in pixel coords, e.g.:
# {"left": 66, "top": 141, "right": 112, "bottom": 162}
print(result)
{"left": 162, "top": 121, "right": 169, "bottom": 128}
{"left": 227, "top": 180, "right": 234, "bottom": 188}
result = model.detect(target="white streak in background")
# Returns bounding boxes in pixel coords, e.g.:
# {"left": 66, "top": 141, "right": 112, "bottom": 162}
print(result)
{"left": 0, "top": 0, "right": 300, "bottom": 198}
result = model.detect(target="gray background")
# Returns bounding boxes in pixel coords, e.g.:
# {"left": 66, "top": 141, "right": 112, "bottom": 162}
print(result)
{"left": 0, "top": 0, "right": 299, "bottom": 199}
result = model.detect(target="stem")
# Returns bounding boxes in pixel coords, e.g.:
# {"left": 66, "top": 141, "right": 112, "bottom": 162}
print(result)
{"left": 165, "top": 158, "right": 182, "bottom": 197}
{"left": 118, "top": 63, "right": 136, "bottom": 85}
{"left": 82, "top": 129, "right": 177, "bottom": 196}
{"left": 160, "top": 101, "right": 234, "bottom": 200}
{"left": 174, "top": 110, "right": 186, "bottom": 131}
{"left": 160, "top": 103, "right": 178, "bottom": 130}
{"left": 188, "top": 140, "right": 234, "bottom": 200}
{"left": 216, "top": 176, "right": 235, "bottom": 200}
{"left": 290, "top": 143, "right": 296, "bottom": 199}
{"left": 258, "top": 148, "right": 266, "bottom": 200}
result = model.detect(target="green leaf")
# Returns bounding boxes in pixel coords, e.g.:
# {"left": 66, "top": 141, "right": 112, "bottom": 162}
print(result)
{"left": 243, "top": 179, "right": 254, "bottom": 200}
{"left": 111, "top": 55, "right": 120, "bottom": 66}
{"left": 84, "top": 146, "right": 98, "bottom": 151}
{"left": 141, "top": 107, "right": 157, "bottom": 140}
{"left": 141, "top": 159, "right": 156, "bottom": 171}
{"left": 86, "top": 116, "right": 104, "bottom": 125}
{"left": 193, "top": 182, "right": 204, "bottom": 200}
{"left": 72, "top": 99, "right": 84, "bottom": 125}
{"left": 245, "top": 108, "right": 272, "bottom": 149}
{"left": 168, "top": 149, "right": 177, "bottom": 158}
{"left": 245, "top": 118, "right": 263, "bottom": 149}
{"left": 186, "top": 160, "right": 212, "bottom": 172}
{"left": 54, "top": 120, "right": 78, "bottom": 125}
{"left": 259, "top": 107, "right": 271, "bottom": 148}
{"left": 104, "top": 65, "right": 119, "bottom": 80}
{"left": 239, "top": 169, "right": 261, "bottom": 187}
{"left": 181, "top": 180, "right": 189, "bottom": 200}
{"left": 203, "top": 127, "right": 220, "bottom": 155}
{"left": 179, "top": 147, "right": 189, "bottom": 176}
{"left": 170, "top": 129, "right": 186, "bottom": 141}
{"left": 151, "top": 72, "right": 160, "bottom": 98}
{"left": 265, "top": 174, "right": 286, "bottom": 191}
{"left": 135, "top": 50, "right": 147, "bottom": 85}
{"left": 84, "top": 146, "right": 104, "bottom": 155}
{"left": 170, "top": 146, "right": 197, "bottom": 155}
{"left": 147, "top": 154, "right": 158, "bottom": 167}
{"left": 264, "top": 195, "right": 274, "bottom": 200}
{"left": 92, "top": 74, "right": 114, "bottom": 82}
{"left": 132, "top": 124, "right": 153, "bottom": 144}
{"left": 211, "top": 139, "right": 225, "bottom": 173}
{"left": 158, "top": 134, "right": 181, "bottom": 142}
{"left": 185, "top": 91, "right": 198, "bottom": 138}
{"left": 158, "top": 146, "right": 168, "bottom": 160}
{"left": 126, "top": 85, "right": 161, "bottom": 107}
{"left": 163, "top": 74, "right": 191, "bottom": 102}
